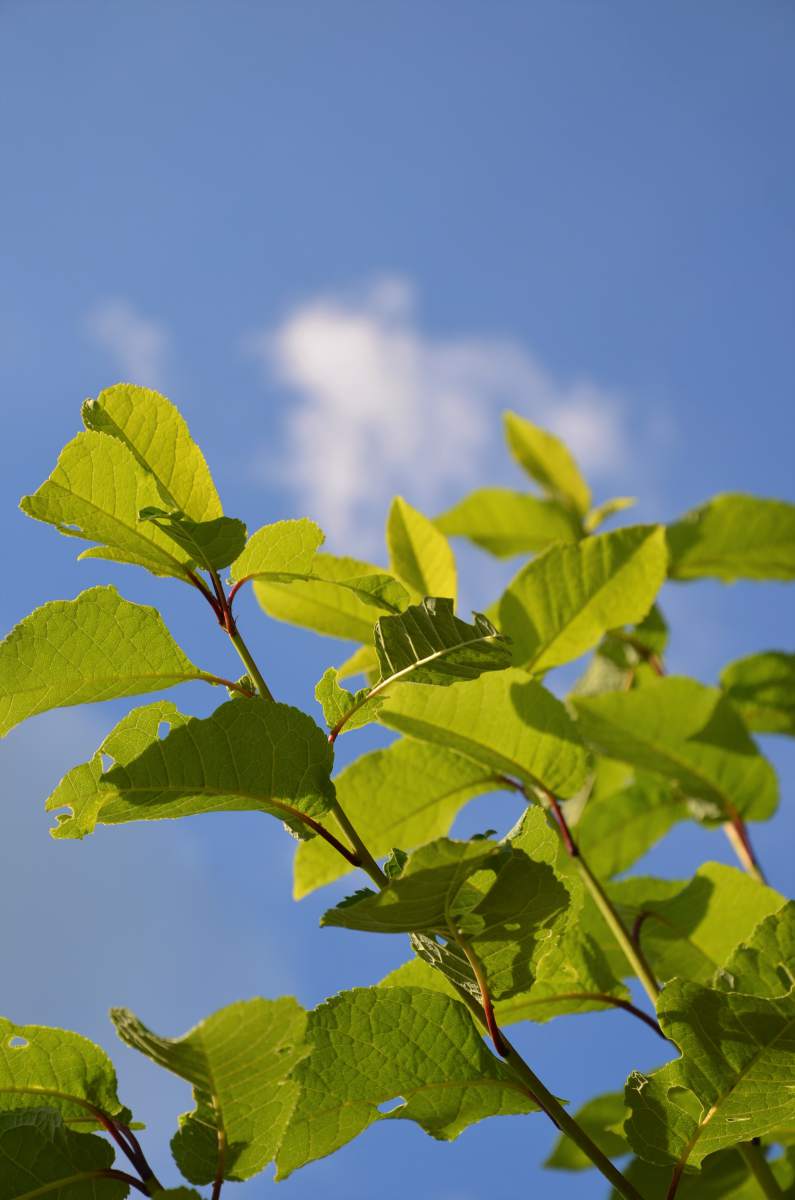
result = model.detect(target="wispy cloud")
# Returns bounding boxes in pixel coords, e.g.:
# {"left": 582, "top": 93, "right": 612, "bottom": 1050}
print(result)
{"left": 247, "top": 277, "right": 650, "bottom": 553}
{"left": 85, "top": 298, "right": 169, "bottom": 388}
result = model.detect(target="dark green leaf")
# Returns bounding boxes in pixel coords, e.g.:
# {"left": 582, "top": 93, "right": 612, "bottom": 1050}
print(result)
{"left": 138, "top": 507, "right": 247, "bottom": 570}
{"left": 0, "top": 1109, "right": 126, "bottom": 1200}
{"left": 100, "top": 699, "right": 336, "bottom": 838}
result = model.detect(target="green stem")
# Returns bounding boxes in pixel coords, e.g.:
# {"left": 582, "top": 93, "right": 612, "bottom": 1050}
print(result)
{"left": 739, "top": 1142, "right": 784, "bottom": 1199}
{"left": 576, "top": 855, "right": 660, "bottom": 1005}
{"left": 227, "top": 627, "right": 275, "bottom": 702}
{"left": 501, "top": 1039, "right": 646, "bottom": 1200}
{"left": 331, "top": 800, "right": 387, "bottom": 887}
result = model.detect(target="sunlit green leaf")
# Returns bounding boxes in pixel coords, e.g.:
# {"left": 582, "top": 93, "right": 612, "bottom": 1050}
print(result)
{"left": 379, "top": 669, "right": 589, "bottom": 797}
{"left": 112, "top": 998, "right": 307, "bottom": 1184}
{"left": 0, "top": 1015, "right": 128, "bottom": 1128}
{"left": 294, "top": 740, "right": 500, "bottom": 898}
{"left": 314, "top": 667, "right": 383, "bottom": 735}
{"left": 721, "top": 652, "right": 795, "bottom": 736}
{"left": 498, "top": 525, "right": 667, "bottom": 671}
{"left": 229, "top": 518, "right": 324, "bottom": 583}
{"left": 608, "top": 863, "right": 786, "bottom": 984}
{"left": 504, "top": 411, "right": 591, "bottom": 515}
{"left": 576, "top": 776, "right": 688, "bottom": 879}
{"left": 435, "top": 488, "right": 581, "bottom": 557}
{"left": 20, "top": 431, "right": 193, "bottom": 580}
{"left": 573, "top": 676, "right": 779, "bottom": 821}
{"left": 82, "top": 383, "right": 223, "bottom": 520}
{"left": 387, "top": 496, "right": 457, "bottom": 600}
{"left": 254, "top": 553, "right": 391, "bottom": 642}
{"left": 0, "top": 587, "right": 212, "bottom": 738}
{"left": 667, "top": 494, "right": 795, "bottom": 582}
{"left": 275, "top": 986, "right": 538, "bottom": 1179}
{"left": 585, "top": 496, "right": 636, "bottom": 533}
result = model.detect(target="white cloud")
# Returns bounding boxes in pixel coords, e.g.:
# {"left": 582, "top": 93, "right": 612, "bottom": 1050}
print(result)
{"left": 246, "top": 278, "right": 635, "bottom": 553}
{"left": 85, "top": 298, "right": 169, "bottom": 387}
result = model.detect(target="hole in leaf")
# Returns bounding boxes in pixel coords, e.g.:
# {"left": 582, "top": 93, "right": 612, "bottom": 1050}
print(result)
{"left": 376, "top": 1097, "right": 405, "bottom": 1115}
{"left": 8, "top": 1036, "right": 28, "bottom": 1049}
{"left": 100, "top": 754, "right": 112, "bottom": 774}
{"left": 157, "top": 721, "right": 171, "bottom": 740}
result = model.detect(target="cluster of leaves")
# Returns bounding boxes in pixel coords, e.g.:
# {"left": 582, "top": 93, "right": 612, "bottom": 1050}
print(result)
{"left": 1, "top": 385, "right": 794, "bottom": 1198}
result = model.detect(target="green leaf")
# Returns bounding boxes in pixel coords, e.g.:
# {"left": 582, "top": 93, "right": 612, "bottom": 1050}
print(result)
{"left": 0, "top": 587, "right": 212, "bottom": 738}
{"left": 576, "top": 777, "right": 689, "bottom": 879}
{"left": 625, "top": 977, "right": 795, "bottom": 1169}
{"left": 20, "top": 431, "right": 195, "bottom": 581}
{"left": 721, "top": 652, "right": 795, "bottom": 736}
{"left": 138, "top": 507, "right": 247, "bottom": 570}
{"left": 667, "top": 493, "right": 795, "bottom": 582}
{"left": 386, "top": 496, "right": 457, "bottom": 600}
{"left": 294, "top": 739, "right": 500, "bottom": 898}
{"left": 314, "top": 667, "right": 383, "bottom": 735}
{"left": 112, "top": 998, "right": 307, "bottom": 1185}
{"left": 254, "top": 552, "right": 393, "bottom": 643}
{"left": 323, "top": 836, "right": 570, "bottom": 1001}
{"left": 46, "top": 700, "right": 192, "bottom": 839}
{"left": 275, "top": 986, "right": 538, "bottom": 1179}
{"left": 546, "top": 1091, "right": 627, "bottom": 1170}
{"left": 498, "top": 525, "right": 667, "bottom": 671}
{"left": 585, "top": 496, "right": 637, "bottom": 533}
{"left": 573, "top": 676, "right": 779, "bottom": 821}
{"left": 0, "top": 1015, "right": 128, "bottom": 1127}
{"left": 228, "top": 518, "right": 324, "bottom": 583}
{"left": 378, "top": 668, "right": 589, "bottom": 797}
{"left": 82, "top": 383, "right": 222, "bottom": 520}
{"left": 615, "top": 1147, "right": 772, "bottom": 1200}
{"left": 435, "top": 488, "right": 582, "bottom": 557}
{"left": 0, "top": 1109, "right": 126, "bottom": 1200}
{"left": 497, "top": 927, "right": 632, "bottom": 1024}
{"left": 335, "top": 642, "right": 380, "bottom": 682}
{"left": 504, "top": 411, "right": 591, "bottom": 515}
{"left": 608, "top": 863, "right": 786, "bottom": 984}
{"left": 374, "top": 597, "right": 512, "bottom": 686}
{"left": 99, "top": 699, "right": 336, "bottom": 838}
{"left": 716, "top": 902, "right": 795, "bottom": 998}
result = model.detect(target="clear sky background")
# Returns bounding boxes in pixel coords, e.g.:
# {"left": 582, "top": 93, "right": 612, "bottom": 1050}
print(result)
{"left": 1, "top": 3, "right": 793, "bottom": 1197}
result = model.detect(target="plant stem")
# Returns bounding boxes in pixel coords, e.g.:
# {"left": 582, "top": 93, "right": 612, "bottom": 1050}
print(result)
{"left": 450, "top": 929, "right": 507, "bottom": 1056}
{"left": 532, "top": 782, "right": 661, "bottom": 1006}
{"left": 227, "top": 626, "right": 276, "bottom": 701}
{"left": 739, "top": 1142, "right": 785, "bottom": 1198}
{"left": 498, "top": 1037, "right": 646, "bottom": 1200}
{"left": 213, "top": 629, "right": 643, "bottom": 1197}
{"left": 724, "top": 815, "right": 766, "bottom": 884}
{"left": 576, "top": 855, "right": 661, "bottom": 1005}
{"left": 331, "top": 800, "right": 387, "bottom": 887}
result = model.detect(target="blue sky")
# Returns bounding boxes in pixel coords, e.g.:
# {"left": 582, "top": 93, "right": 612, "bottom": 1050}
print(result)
{"left": 1, "top": 2, "right": 793, "bottom": 1197}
